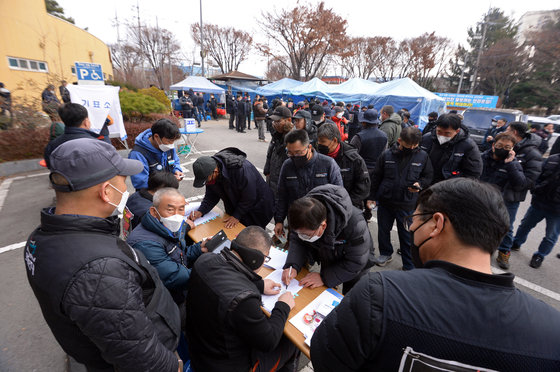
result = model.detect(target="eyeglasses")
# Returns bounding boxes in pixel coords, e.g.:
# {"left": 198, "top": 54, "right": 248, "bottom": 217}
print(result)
{"left": 494, "top": 145, "right": 513, "bottom": 151}
{"left": 286, "top": 148, "right": 309, "bottom": 157}
{"left": 404, "top": 212, "right": 434, "bottom": 232}
{"left": 264, "top": 255, "right": 271, "bottom": 263}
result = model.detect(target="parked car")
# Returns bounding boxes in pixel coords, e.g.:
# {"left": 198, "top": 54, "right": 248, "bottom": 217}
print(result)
{"left": 547, "top": 115, "right": 560, "bottom": 121}
{"left": 461, "top": 108, "right": 526, "bottom": 149}
{"left": 528, "top": 115, "right": 560, "bottom": 154}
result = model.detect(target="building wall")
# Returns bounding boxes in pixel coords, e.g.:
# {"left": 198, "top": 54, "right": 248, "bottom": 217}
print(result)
{"left": 0, "top": 0, "right": 114, "bottom": 105}
{"left": 517, "top": 9, "right": 560, "bottom": 45}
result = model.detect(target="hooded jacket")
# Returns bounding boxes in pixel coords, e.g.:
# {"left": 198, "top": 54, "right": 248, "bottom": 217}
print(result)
{"left": 128, "top": 129, "right": 182, "bottom": 190}
{"left": 502, "top": 133, "right": 542, "bottom": 202}
{"left": 283, "top": 185, "right": 373, "bottom": 288}
{"left": 127, "top": 212, "right": 202, "bottom": 304}
{"left": 379, "top": 113, "right": 402, "bottom": 147}
{"left": 198, "top": 147, "right": 274, "bottom": 228}
{"left": 332, "top": 142, "right": 370, "bottom": 208}
{"left": 421, "top": 128, "right": 482, "bottom": 184}
{"left": 331, "top": 115, "right": 349, "bottom": 141}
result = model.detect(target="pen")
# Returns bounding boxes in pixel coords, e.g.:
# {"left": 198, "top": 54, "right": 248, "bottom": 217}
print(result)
{"left": 286, "top": 266, "right": 292, "bottom": 290}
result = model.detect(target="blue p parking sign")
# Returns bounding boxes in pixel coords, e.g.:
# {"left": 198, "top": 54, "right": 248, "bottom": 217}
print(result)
{"left": 75, "top": 62, "right": 104, "bottom": 85}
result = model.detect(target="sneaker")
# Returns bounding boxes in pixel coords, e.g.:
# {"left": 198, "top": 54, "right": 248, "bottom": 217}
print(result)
{"left": 530, "top": 254, "right": 543, "bottom": 269}
{"left": 496, "top": 251, "right": 510, "bottom": 270}
{"left": 374, "top": 255, "right": 393, "bottom": 267}
{"left": 511, "top": 243, "right": 521, "bottom": 251}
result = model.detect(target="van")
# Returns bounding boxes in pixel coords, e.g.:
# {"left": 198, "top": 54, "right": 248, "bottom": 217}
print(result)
{"left": 461, "top": 108, "right": 526, "bottom": 149}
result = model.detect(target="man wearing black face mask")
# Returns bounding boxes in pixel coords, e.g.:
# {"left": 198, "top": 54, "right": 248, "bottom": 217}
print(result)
{"left": 317, "top": 123, "right": 369, "bottom": 209}
{"left": 274, "top": 129, "right": 343, "bottom": 240}
{"left": 311, "top": 178, "right": 560, "bottom": 372}
{"left": 185, "top": 226, "right": 299, "bottom": 372}
{"left": 369, "top": 127, "right": 433, "bottom": 269}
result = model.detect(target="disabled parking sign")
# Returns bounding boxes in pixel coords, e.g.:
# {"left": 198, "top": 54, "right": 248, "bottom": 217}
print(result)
{"left": 75, "top": 62, "right": 104, "bottom": 85}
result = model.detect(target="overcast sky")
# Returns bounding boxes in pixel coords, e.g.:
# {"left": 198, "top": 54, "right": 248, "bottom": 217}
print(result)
{"left": 58, "top": 0, "right": 559, "bottom": 78}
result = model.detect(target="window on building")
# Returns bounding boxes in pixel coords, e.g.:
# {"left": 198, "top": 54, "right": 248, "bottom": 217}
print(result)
{"left": 7, "top": 57, "right": 48, "bottom": 72}
{"left": 71, "top": 66, "right": 76, "bottom": 75}
{"left": 103, "top": 72, "right": 107, "bottom": 80}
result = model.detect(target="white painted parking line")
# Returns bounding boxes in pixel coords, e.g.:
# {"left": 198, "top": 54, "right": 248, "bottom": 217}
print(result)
{"left": 186, "top": 194, "right": 205, "bottom": 202}
{"left": 0, "top": 241, "right": 26, "bottom": 254}
{"left": 0, "top": 178, "right": 13, "bottom": 212}
{"left": 492, "top": 266, "right": 560, "bottom": 302}
{"left": 10, "top": 172, "right": 49, "bottom": 181}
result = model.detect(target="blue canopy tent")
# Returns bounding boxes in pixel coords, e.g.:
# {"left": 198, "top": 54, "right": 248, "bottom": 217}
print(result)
{"left": 288, "top": 77, "right": 335, "bottom": 102}
{"left": 328, "top": 78, "right": 379, "bottom": 104}
{"left": 169, "top": 76, "right": 226, "bottom": 113}
{"left": 362, "top": 78, "right": 445, "bottom": 129}
{"left": 255, "top": 78, "right": 306, "bottom": 102}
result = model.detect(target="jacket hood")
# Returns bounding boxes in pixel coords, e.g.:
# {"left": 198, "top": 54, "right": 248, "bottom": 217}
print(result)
{"left": 134, "top": 129, "right": 160, "bottom": 154}
{"left": 515, "top": 133, "right": 541, "bottom": 151}
{"left": 306, "top": 185, "right": 353, "bottom": 238}
{"left": 305, "top": 119, "right": 318, "bottom": 137}
{"left": 382, "top": 112, "right": 402, "bottom": 126}
{"left": 213, "top": 147, "right": 247, "bottom": 169}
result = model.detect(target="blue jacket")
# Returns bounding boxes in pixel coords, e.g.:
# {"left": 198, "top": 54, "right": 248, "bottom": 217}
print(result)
{"left": 128, "top": 129, "right": 182, "bottom": 190}
{"left": 127, "top": 212, "right": 202, "bottom": 303}
{"left": 275, "top": 150, "right": 343, "bottom": 223}
{"left": 198, "top": 147, "right": 274, "bottom": 228}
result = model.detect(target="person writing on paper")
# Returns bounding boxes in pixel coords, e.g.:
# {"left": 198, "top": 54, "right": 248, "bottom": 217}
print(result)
{"left": 185, "top": 226, "right": 299, "bottom": 372}
{"left": 310, "top": 179, "right": 560, "bottom": 371}
{"left": 127, "top": 188, "right": 206, "bottom": 308}
{"left": 282, "top": 184, "right": 374, "bottom": 295}
{"left": 128, "top": 119, "right": 183, "bottom": 190}
{"left": 189, "top": 148, "right": 274, "bottom": 229}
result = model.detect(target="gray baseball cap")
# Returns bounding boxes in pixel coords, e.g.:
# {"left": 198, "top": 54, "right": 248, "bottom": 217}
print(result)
{"left": 193, "top": 156, "right": 217, "bottom": 188}
{"left": 49, "top": 138, "right": 143, "bottom": 192}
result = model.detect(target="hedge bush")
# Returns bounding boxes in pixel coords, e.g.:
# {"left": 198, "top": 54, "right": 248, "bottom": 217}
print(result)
{"left": 119, "top": 89, "right": 168, "bottom": 121}
{"left": 138, "top": 87, "right": 171, "bottom": 111}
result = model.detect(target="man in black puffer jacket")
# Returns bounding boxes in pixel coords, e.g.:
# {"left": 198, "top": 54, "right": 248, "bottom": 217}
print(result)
{"left": 494, "top": 122, "right": 542, "bottom": 269}
{"left": 189, "top": 147, "right": 274, "bottom": 229}
{"left": 25, "top": 139, "right": 181, "bottom": 372}
{"left": 311, "top": 178, "right": 560, "bottom": 372}
{"left": 264, "top": 106, "right": 294, "bottom": 198}
{"left": 421, "top": 113, "right": 482, "bottom": 184}
{"left": 186, "top": 226, "right": 298, "bottom": 372}
{"left": 281, "top": 184, "right": 374, "bottom": 294}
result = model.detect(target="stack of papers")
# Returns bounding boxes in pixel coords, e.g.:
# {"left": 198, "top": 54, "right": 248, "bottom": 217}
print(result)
{"left": 261, "top": 269, "right": 303, "bottom": 312}
{"left": 263, "top": 246, "right": 288, "bottom": 270}
{"left": 184, "top": 202, "right": 220, "bottom": 226}
{"left": 289, "top": 288, "right": 343, "bottom": 346}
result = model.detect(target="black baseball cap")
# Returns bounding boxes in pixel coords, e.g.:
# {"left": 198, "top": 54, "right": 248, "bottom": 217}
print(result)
{"left": 359, "top": 109, "right": 380, "bottom": 124}
{"left": 193, "top": 156, "right": 218, "bottom": 188}
{"left": 311, "top": 105, "right": 325, "bottom": 121}
{"left": 293, "top": 110, "right": 311, "bottom": 120}
{"left": 49, "top": 138, "right": 143, "bottom": 192}
{"left": 270, "top": 106, "right": 292, "bottom": 121}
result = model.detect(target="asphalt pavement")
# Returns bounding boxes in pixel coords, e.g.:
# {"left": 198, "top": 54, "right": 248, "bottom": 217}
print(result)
{"left": 1, "top": 118, "right": 558, "bottom": 371}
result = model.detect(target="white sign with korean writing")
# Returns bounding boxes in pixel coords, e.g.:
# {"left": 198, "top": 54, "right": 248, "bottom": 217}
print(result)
{"left": 66, "top": 85, "right": 127, "bottom": 140}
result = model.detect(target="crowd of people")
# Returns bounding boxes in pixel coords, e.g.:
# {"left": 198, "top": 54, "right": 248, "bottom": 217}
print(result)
{"left": 23, "top": 98, "right": 560, "bottom": 371}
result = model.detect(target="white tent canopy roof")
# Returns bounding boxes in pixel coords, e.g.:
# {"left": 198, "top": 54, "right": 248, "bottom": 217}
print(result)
{"left": 169, "top": 76, "right": 225, "bottom": 94}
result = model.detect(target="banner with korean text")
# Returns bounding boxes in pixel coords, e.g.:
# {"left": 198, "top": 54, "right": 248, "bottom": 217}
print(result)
{"left": 66, "top": 85, "right": 127, "bottom": 140}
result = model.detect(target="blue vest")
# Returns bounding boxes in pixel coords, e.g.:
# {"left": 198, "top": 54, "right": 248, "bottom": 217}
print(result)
{"left": 356, "top": 127, "right": 387, "bottom": 169}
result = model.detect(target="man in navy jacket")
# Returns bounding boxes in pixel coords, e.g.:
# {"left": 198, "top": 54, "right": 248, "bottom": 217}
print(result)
{"left": 189, "top": 148, "right": 274, "bottom": 229}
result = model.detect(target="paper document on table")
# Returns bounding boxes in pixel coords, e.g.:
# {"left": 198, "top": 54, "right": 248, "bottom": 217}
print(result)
{"left": 289, "top": 288, "right": 343, "bottom": 347}
{"left": 263, "top": 246, "right": 288, "bottom": 270}
{"left": 261, "top": 269, "right": 303, "bottom": 312}
{"left": 183, "top": 202, "right": 220, "bottom": 226}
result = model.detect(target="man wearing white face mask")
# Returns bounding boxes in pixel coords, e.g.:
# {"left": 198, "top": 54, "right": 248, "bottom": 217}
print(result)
{"left": 129, "top": 118, "right": 184, "bottom": 190}
{"left": 128, "top": 187, "right": 207, "bottom": 307}
{"left": 281, "top": 184, "right": 374, "bottom": 295}
{"left": 25, "top": 138, "right": 184, "bottom": 372}
{"left": 420, "top": 113, "right": 482, "bottom": 185}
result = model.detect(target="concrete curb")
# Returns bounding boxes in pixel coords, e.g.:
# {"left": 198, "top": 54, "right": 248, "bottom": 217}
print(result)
{"left": 0, "top": 150, "right": 130, "bottom": 178}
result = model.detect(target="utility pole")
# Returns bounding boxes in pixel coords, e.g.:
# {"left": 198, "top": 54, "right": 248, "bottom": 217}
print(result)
{"left": 199, "top": 0, "right": 205, "bottom": 77}
{"left": 457, "top": 54, "right": 469, "bottom": 94}
{"left": 469, "top": 21, "right": 488, "bottom": 94}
